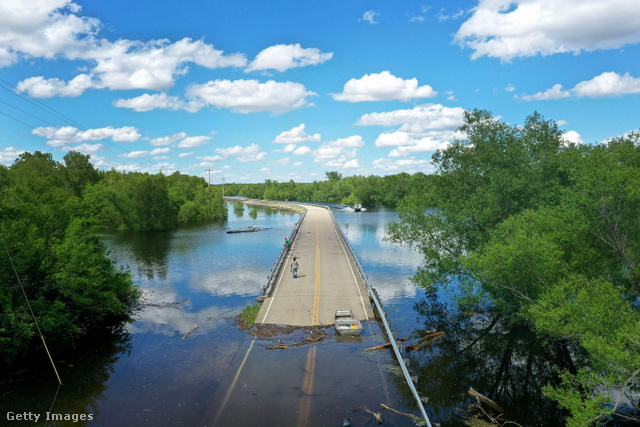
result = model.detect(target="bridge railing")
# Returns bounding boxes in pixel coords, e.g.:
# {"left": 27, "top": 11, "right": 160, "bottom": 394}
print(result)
{"left": 260, "top": 207, "right": 307, "bottom": 298}
{"left": 327, "top": 210, "right": 433, "bottom": 427}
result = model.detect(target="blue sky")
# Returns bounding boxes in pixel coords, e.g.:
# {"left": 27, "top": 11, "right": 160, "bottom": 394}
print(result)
{"left": 1, "top": 0, "right": 639, "bottom": 183}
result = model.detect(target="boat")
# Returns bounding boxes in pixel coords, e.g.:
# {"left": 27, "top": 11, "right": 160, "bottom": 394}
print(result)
{"left": 354, "top": 204, "right": 362, "bottom": 212}
{"left": 334, "top": 309, "right": 363, "bottom": 336}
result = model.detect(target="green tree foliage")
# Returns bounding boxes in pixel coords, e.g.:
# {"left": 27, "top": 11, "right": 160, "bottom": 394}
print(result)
{"left": 0, "top": 152, "right": 229, "bottom": 364}
{"left": 63, "top": 151, "right": 100, "bottom": 197}
{"left": 223, "top": 172, "right": 432, "bottom": 208}
{"left": 0, "top": 153, "right": 139, "bottom": 364}
{"left": 81, "top": 170, "right": 227, "bottom": 230}
{"left": 325, "top": 170, "right": 342, "bottom": 181}
{"left": 388, "top": 110, "right": 640, "bottom": 425}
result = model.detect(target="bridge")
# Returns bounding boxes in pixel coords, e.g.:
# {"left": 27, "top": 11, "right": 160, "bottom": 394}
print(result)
{"left": 255, "top": 204, "right": 374, "bottom": 326}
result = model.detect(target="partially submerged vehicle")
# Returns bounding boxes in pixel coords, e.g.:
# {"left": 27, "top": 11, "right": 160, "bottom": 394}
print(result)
{"left": 334, "top": 309, "right": 363, "bottom": 336}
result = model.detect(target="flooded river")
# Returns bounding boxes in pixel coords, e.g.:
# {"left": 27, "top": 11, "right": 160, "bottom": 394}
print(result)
{"left": 1, "top": 202, "right": 566, "bottom": 426}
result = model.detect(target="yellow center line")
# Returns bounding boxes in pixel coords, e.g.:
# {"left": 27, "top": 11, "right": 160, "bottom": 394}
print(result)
{"left": 297, "top": 345, "right": 317, "bottom": 426}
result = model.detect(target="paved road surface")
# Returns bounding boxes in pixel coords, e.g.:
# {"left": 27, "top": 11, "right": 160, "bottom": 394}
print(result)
{"left": 255, "top": 205, "right": 374, "bottom": 326}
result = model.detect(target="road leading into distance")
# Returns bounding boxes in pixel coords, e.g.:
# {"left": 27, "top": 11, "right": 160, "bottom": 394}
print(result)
{"left": 255, "top": 205, "right": 374, "bottom": 326}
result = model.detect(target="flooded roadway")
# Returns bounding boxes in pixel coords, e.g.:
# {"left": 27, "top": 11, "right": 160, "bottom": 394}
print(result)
{"left": 0, "top": 203, "right": 423, "bottom": 426}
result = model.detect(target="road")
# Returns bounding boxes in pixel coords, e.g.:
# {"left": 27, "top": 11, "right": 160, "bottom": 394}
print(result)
{"left": 255, "top": 204, "right": 374, "bottom": 326}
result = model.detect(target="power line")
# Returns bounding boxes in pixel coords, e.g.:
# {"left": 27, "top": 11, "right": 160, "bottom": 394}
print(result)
{"left": 0, "top": 231, "right": 63, "bottom": 385}
{"left": 0, "top": 107, "right": 150, "bottom": 171}
{"left": 0, "top": 78, "right": 84, "bottom": 129}
{"left": 0, "top": 79, "right": 161, "bottom": 170}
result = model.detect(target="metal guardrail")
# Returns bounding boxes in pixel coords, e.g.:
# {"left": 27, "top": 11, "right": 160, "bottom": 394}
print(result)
{"left": 261, "top": 207, "right": 307, "bottom": 297}
{"left": 327, "top": 210, "right": 433, "bottom": 427}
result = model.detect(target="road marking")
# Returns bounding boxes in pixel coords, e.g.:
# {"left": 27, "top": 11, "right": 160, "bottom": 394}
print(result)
{"left": 297, "top": 345, "right": 317, "bottom": 426}
{"left": 214, "top": 339, "right": 256, "bottom": 424}
{"left": 331, "top": 216, "right": 370, "bottom": 320}
{"left": 260, "top": 217, "right": 299, "bottom": 325}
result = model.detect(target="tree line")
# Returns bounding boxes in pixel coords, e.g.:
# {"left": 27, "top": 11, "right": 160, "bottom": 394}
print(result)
{"left": 0, "top": 151, "right": 227, "bottom": 364}
{"left": 387, "top": 109, "right": 640, "bottom": 426}
{"left": 223, "top": 170, "right": 431, "bottom": 208}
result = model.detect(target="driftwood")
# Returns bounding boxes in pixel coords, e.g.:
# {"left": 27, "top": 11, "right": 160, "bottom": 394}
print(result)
{"left": 291, "top": 330, "right": 327, "bottom": 346}
{"left": 359, "top": 406, "right": 382, "bottom": 424}
{"left": 181, "top": 326, "right": 199, "bottom": 340}
{"left": 468, "top": 387, "right": 504, "bottom": 413}
{"left": 380, "top": 404, "right": 422, "bottom": 422}
{"left": 364, "top": 338, "right": 408, "bottom": 352}
{"left": 266, "top": 339, "right": 289, "bottom": 350}
{"left": 405, "top": 331, "right": 445, "bottom": 352}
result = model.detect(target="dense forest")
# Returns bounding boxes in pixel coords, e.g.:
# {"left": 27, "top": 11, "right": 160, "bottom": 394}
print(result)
{"left": 0, "top": 151, "right": 227, "bottom": 364}
{"left": 387, "top": 109, "right": 640, "bottom": 426}
{"left": 223, "top": 170, "right": 431, "bottom": 208}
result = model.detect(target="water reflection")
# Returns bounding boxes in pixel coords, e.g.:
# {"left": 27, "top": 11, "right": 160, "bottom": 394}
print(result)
{"left": 100, "top": 229, "right": 172, "bottom": 281}
{"left": 2, "top": 205, "right": 572, "bottom": 426}
{"left": 233, "top": 201, "right": 244, "bottom": 217}
{"left": 393, "top": 291, "right": 575, "bottom": 425}
{"left": 0, "top": 327, "right": 132, "bottom": 426}
{"left": 335, "top": 208, "right": 573, "bottom": 425}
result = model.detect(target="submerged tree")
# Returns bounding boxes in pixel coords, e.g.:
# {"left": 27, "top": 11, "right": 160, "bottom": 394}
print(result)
{"left": 388, "top": 111, "right": 640, "bottom": 425}
{"left": 0, "top": 153, "right": 139, "bottom": 364}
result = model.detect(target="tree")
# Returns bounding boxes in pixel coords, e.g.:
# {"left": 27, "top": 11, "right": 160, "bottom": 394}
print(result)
{"left": 388, "top": 110, "right": 640, "bottom": 424}
{"left": 325, "top": 171, "right": 342, "bottom": 181}
{"left": 63, "top": 151, "right": 100, "bottom": 197}
{"left": 0, "top": 154, "right": 139, "bottom": 364}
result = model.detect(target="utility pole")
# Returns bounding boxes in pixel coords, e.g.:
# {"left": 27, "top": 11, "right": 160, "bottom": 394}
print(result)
{"left": 222, "top": 177, "right": 225, "bottom": 197}
{"left": 205, "top": 169, "right": 213, "bottom": 186}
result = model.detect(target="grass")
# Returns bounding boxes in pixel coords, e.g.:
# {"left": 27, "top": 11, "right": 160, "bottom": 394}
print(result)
{"left": 237, "top": 303, "right": 261, "bottom": 329}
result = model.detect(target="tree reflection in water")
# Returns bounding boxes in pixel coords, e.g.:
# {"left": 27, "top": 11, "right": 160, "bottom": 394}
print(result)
{"left": 391, "top": 290, "right": 585, "bottom": 426}
{"left": 0, "top": 324, "right": 133, "bottom": 425}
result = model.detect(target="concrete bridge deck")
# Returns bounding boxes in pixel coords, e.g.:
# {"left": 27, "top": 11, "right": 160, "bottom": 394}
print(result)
{"left": 255, "top": 205, "right": 374, "bottom": 326}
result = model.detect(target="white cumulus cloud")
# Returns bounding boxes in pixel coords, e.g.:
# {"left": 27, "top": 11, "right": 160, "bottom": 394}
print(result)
{"left": 33, "top": 125, "right": 141, "bottom": 146}
{"left": 273, "top": 124, "right": 321, "bottom": 144}
{"left": 358, "top": 104, "right": 464, "bottom": 158}
{"left": 375, "top": 131, "right": 450, "bottom": 156}
{"left": 573, "top": 71, "right": 640, "bottom": 97}
{"left": 332, "top": 71, "right": 437, "bottom": 102}
{"left": 0, "top": 147, "right": 25, "bottom": 164}
{"left": 561, "top": 130, "right": 584, "bottom": 145}
{"left": 293, "top": 146, "right": 312, "bottom": 155}
{"left": 519, "top": 72, "right": 640, "bottom": 100}
{"left": 16, "top": 74, "right": 95, "bottom": 98}
{"left": 3, "top": 2, "right": 247, "bottom": 96}
{"left": 373, "top": 157, "right": 434, "bottom": 172}
{"left": 455, "top": 0, "right": 640, "bottom": 61}
{"left": 215, "top": 143, "right": 267, "bottom": 162}
{"left": 360, "top": 10, "right": 380, "bottom": 24}
{"left": 518, "top": 83, "right": 571, "bottom": 101}
{"left": 178, "top": 136, "right": 211, "bottom": 148}
{"left": 114, "top": 93, "right": 203, "bottom": 112}
{"left": 246, "top": 44, "right": 333, "bottom": 73}
{"left": 186, "top": 79, "right": 316, "bottom": 114}
{"left": 150, "top": 132, "right": 188, "bottom": 146}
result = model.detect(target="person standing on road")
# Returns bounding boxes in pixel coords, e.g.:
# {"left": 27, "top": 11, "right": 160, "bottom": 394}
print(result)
{"left": 284, "top": 237, "right": 291, "bottom": 251}
{"left": 291, "top": 257, "right": 299, "bottom": 278}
